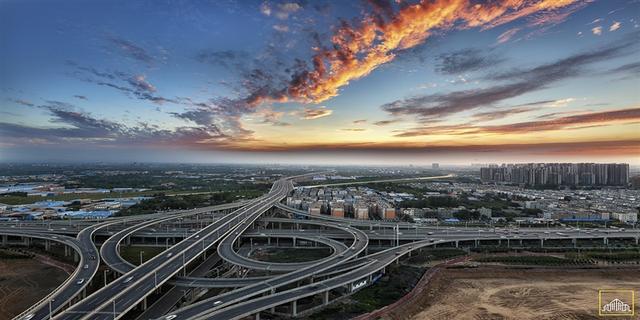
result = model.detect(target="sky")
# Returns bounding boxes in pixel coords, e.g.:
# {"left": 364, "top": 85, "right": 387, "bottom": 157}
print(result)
{"left": 1, "top": 0, "right": 639, "bottom": 165}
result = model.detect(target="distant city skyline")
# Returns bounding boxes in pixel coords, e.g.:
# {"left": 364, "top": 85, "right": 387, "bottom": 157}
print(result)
{"left": 1, "top": 0, "right": 639, "bottom": 165}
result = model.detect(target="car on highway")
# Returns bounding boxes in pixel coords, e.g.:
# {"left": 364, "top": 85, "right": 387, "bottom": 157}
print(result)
{"left": 83, "top": 264, "right": 89, "bottom": 269}
{"left": 76, "top": 278, "right": 85, "bottom": 285}
{"left": 22, "top": 314, "right": 34, "bottom": 320}
{"left": 164, "top": 315, "right": 177, "bottom": 320}
{"left": 213, "top": 300, "right": 223, "bottom": 305}
{"left": 123, "top": 276, "right": 134, "bottom": 283}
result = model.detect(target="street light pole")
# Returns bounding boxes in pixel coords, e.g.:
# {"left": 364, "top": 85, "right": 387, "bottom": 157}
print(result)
{"left": 49, "top": 298, "right": 55, "bottom": 319}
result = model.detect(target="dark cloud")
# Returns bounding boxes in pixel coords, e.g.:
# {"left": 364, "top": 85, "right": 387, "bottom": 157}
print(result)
{"left": 373, "top": 119, "right": 402, "bottom": 126}
{"left": 196, "top": 50, "right": 250, "bottom": 70}
{"left": 9, "top": 99, "right": 35, "bottom": 107}
{"left": 382, "top": 39, "right": 637, "bottom": 121}
{"left": 73, "top": 95, "right": 88, "bottom": 101}
{"left": 601, "top": 61, "right": 640, "bottom": 79}
{"left": 107, "top": 36, "right": 154, "bottom": 63}
{"left": 70, "top": 64, "right": 176, "bottom": 105}
{"left": 353, "top": 119, "right": 367, "bottom": 124}
{"left": 394, "top": 107, "right": 640, "bottom": 137}
{"left": 0, "top": 101, "right": 237, "bottom": 147}
{"left": 470, "top": 107, "right": 536, "bottom": 121}
{"left": 435, "top": 48, "right": 503, "bottom": 75}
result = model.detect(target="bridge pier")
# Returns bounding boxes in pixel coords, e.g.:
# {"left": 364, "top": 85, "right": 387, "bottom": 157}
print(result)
{"left": 1, "top": 235, "right": 7, "bottom": 246}
{"left": 45, "top": 240, "right": 51, "bottom": 251}
{"left": 455, "top": 240, "right": 459, "bottom": 248}
{"left": 636, "top": 237, "right": 639, "bottom": 245}
{"left": 255, "top": 312, "right": 260, "bottom": 320}
{"left": 323, "top": 291, "right": 329, "bottom": 305}
{"left": 64, "top": 245, "right": 70, "bottom": 257}
{"left": 604, "top": 237, "right": 608, "bottom": 246}
{"left": 474, "top": 239, "right": 478, "bottom": 247}
{"left": 540, "top": 239, "right": 544, "bottom": 248}
{"left": 572, "top": 238, "right": 577, "bottom": 248}
{"left": 23, "top": 236, "right": 30, "bottom": 247}
{"left": 291, "top": 300, "right": 297, "bottom": 316}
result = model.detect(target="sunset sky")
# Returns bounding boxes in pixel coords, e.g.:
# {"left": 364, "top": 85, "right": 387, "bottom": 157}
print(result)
{"left": 1, "top": 0, "right": 639, "bottom": 165}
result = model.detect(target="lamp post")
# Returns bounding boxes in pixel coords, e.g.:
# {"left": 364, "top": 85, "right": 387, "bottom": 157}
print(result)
{"left": 49, "top": 298, "right": 55, "bottom": 319}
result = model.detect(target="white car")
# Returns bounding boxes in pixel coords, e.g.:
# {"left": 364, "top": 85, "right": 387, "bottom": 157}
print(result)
{"left": 76, "top": 278, "right": 85, "bottom": 285}
{"left": 165, "top": 315, "right": 177, "bottom": 320}
{"left": 213, "top": 300, "right": 223, "bottom": 305}
{"left": 124, "top": 276, "right": 134, "bottom": 283}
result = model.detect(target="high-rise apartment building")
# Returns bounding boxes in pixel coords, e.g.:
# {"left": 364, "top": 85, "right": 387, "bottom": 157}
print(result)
{"left": 480, "top": 163, "right": 629, "bottom": 186}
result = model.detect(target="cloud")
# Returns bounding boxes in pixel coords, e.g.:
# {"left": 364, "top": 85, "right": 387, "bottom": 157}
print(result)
{"left": 10, "top": 99, "right": 35, "bottom": 107}
{"left": 107, "top": 36, "right": 154, "bottom": 63}
{"left": 435, "top": 48, "right": 503, "bottom": 75}
{"left": 589, "top": 18, "right": 602, "bottom": 25}
{"left": 602, "top": 61, "right": 640, "bottom": 78}
{"left": 373, "top": 119, "right": 402, "bottom": 126}
{"left": 260, "top": 2, "right": 301, "bottom": 20}
{"left": 546, "top": 98, "right": 575, "bottom": 107}
{"left": 239, "top": 0, "right": 583, "bottom": 106}
{"left": 73, "top": 95, "right": 88, "bottom": 101}
{"left": 273, "top": 24, "right": 289, "bottom": 32}
{"left": 196, "top": 50, "right": 250, "bottom": 70}
{"left": 341, "top": 128, "right": 367, "bottom": 132}
{"left": 0, "top": 100, "right": 251, "bottom": 149}
{"left": 353, "top": 119, "right": 367, "bottom": 124}
{"left": 255, "top": 107, "right": 291, "bottom": 126}
{"left": 610, "top": 21, "right": 621, "bottom": 31}
{"left": 71, "top": 64, "right": 175, "bottom": 105}
{"left": 496, "top": 27, "right": 520, "bottom": 44}
{"left": 591, "top": 26, "right": 602, "bottom": 35}
{"left": 395, "top": 107, "right": 640, "bottom": 137}
{"left": 127, "top": 75, "right": 156, "bottom": 93}
{"left": 470, "top": 107, "right": 536, "bottom": 122}
{"left": 300, "top": 106, "right": 332, "bottom": 120}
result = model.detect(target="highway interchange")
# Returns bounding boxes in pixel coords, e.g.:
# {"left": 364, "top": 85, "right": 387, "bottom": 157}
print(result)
{"left": 1, "top": 174, "right": 639, "bottom": 320}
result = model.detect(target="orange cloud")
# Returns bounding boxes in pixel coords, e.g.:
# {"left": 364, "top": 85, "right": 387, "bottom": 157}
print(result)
{"left": 285, "top": 0, "right": 581, "bottom": 104}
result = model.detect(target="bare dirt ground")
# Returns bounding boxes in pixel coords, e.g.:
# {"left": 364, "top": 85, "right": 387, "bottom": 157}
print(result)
{"left": 0, "top": 259, "right": 69, "bottom": 319}
{"left": 399, "top": 266, "right": 640, "bottom": 320}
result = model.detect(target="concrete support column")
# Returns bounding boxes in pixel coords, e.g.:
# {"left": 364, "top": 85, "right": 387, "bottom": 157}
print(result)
{"left": 604, "top": 237, "right": 608, "bottom": 245}
{"left": 291, "top": 300, "right": 297, "bottom": 317}
{"left": 142, "top": 297, "right": 147, "bottom": 311}
{"left": 45, "top": 240, "right": 51, "bottom": 251}
{"left": 23, "top": 237, "right": 29, "bottom": 247}
{"left": 255, "top": 312, "right": 260, "bottom": 320}
{"left": 455, "top": 241, "right": 459, "bottom": 248}
{"left": 1, "top": 235, "right": 7, "bottom": 246}
{"left": 323, "top": 291, "right": 329, "bottom": 305}
{"left": 572, "top": 238, "right": 577, "bottom": 248}
{"left": 540, "top": 239, "right": 544, "bottom": 248}
{"left": 636, "top": 237, "right": 638, "bottom": 245}
{"left": 268, "top": 237, "right": 271, "bottom": 245}
{"left": 64, "top": 245, "right": 70, "bottom": 256}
